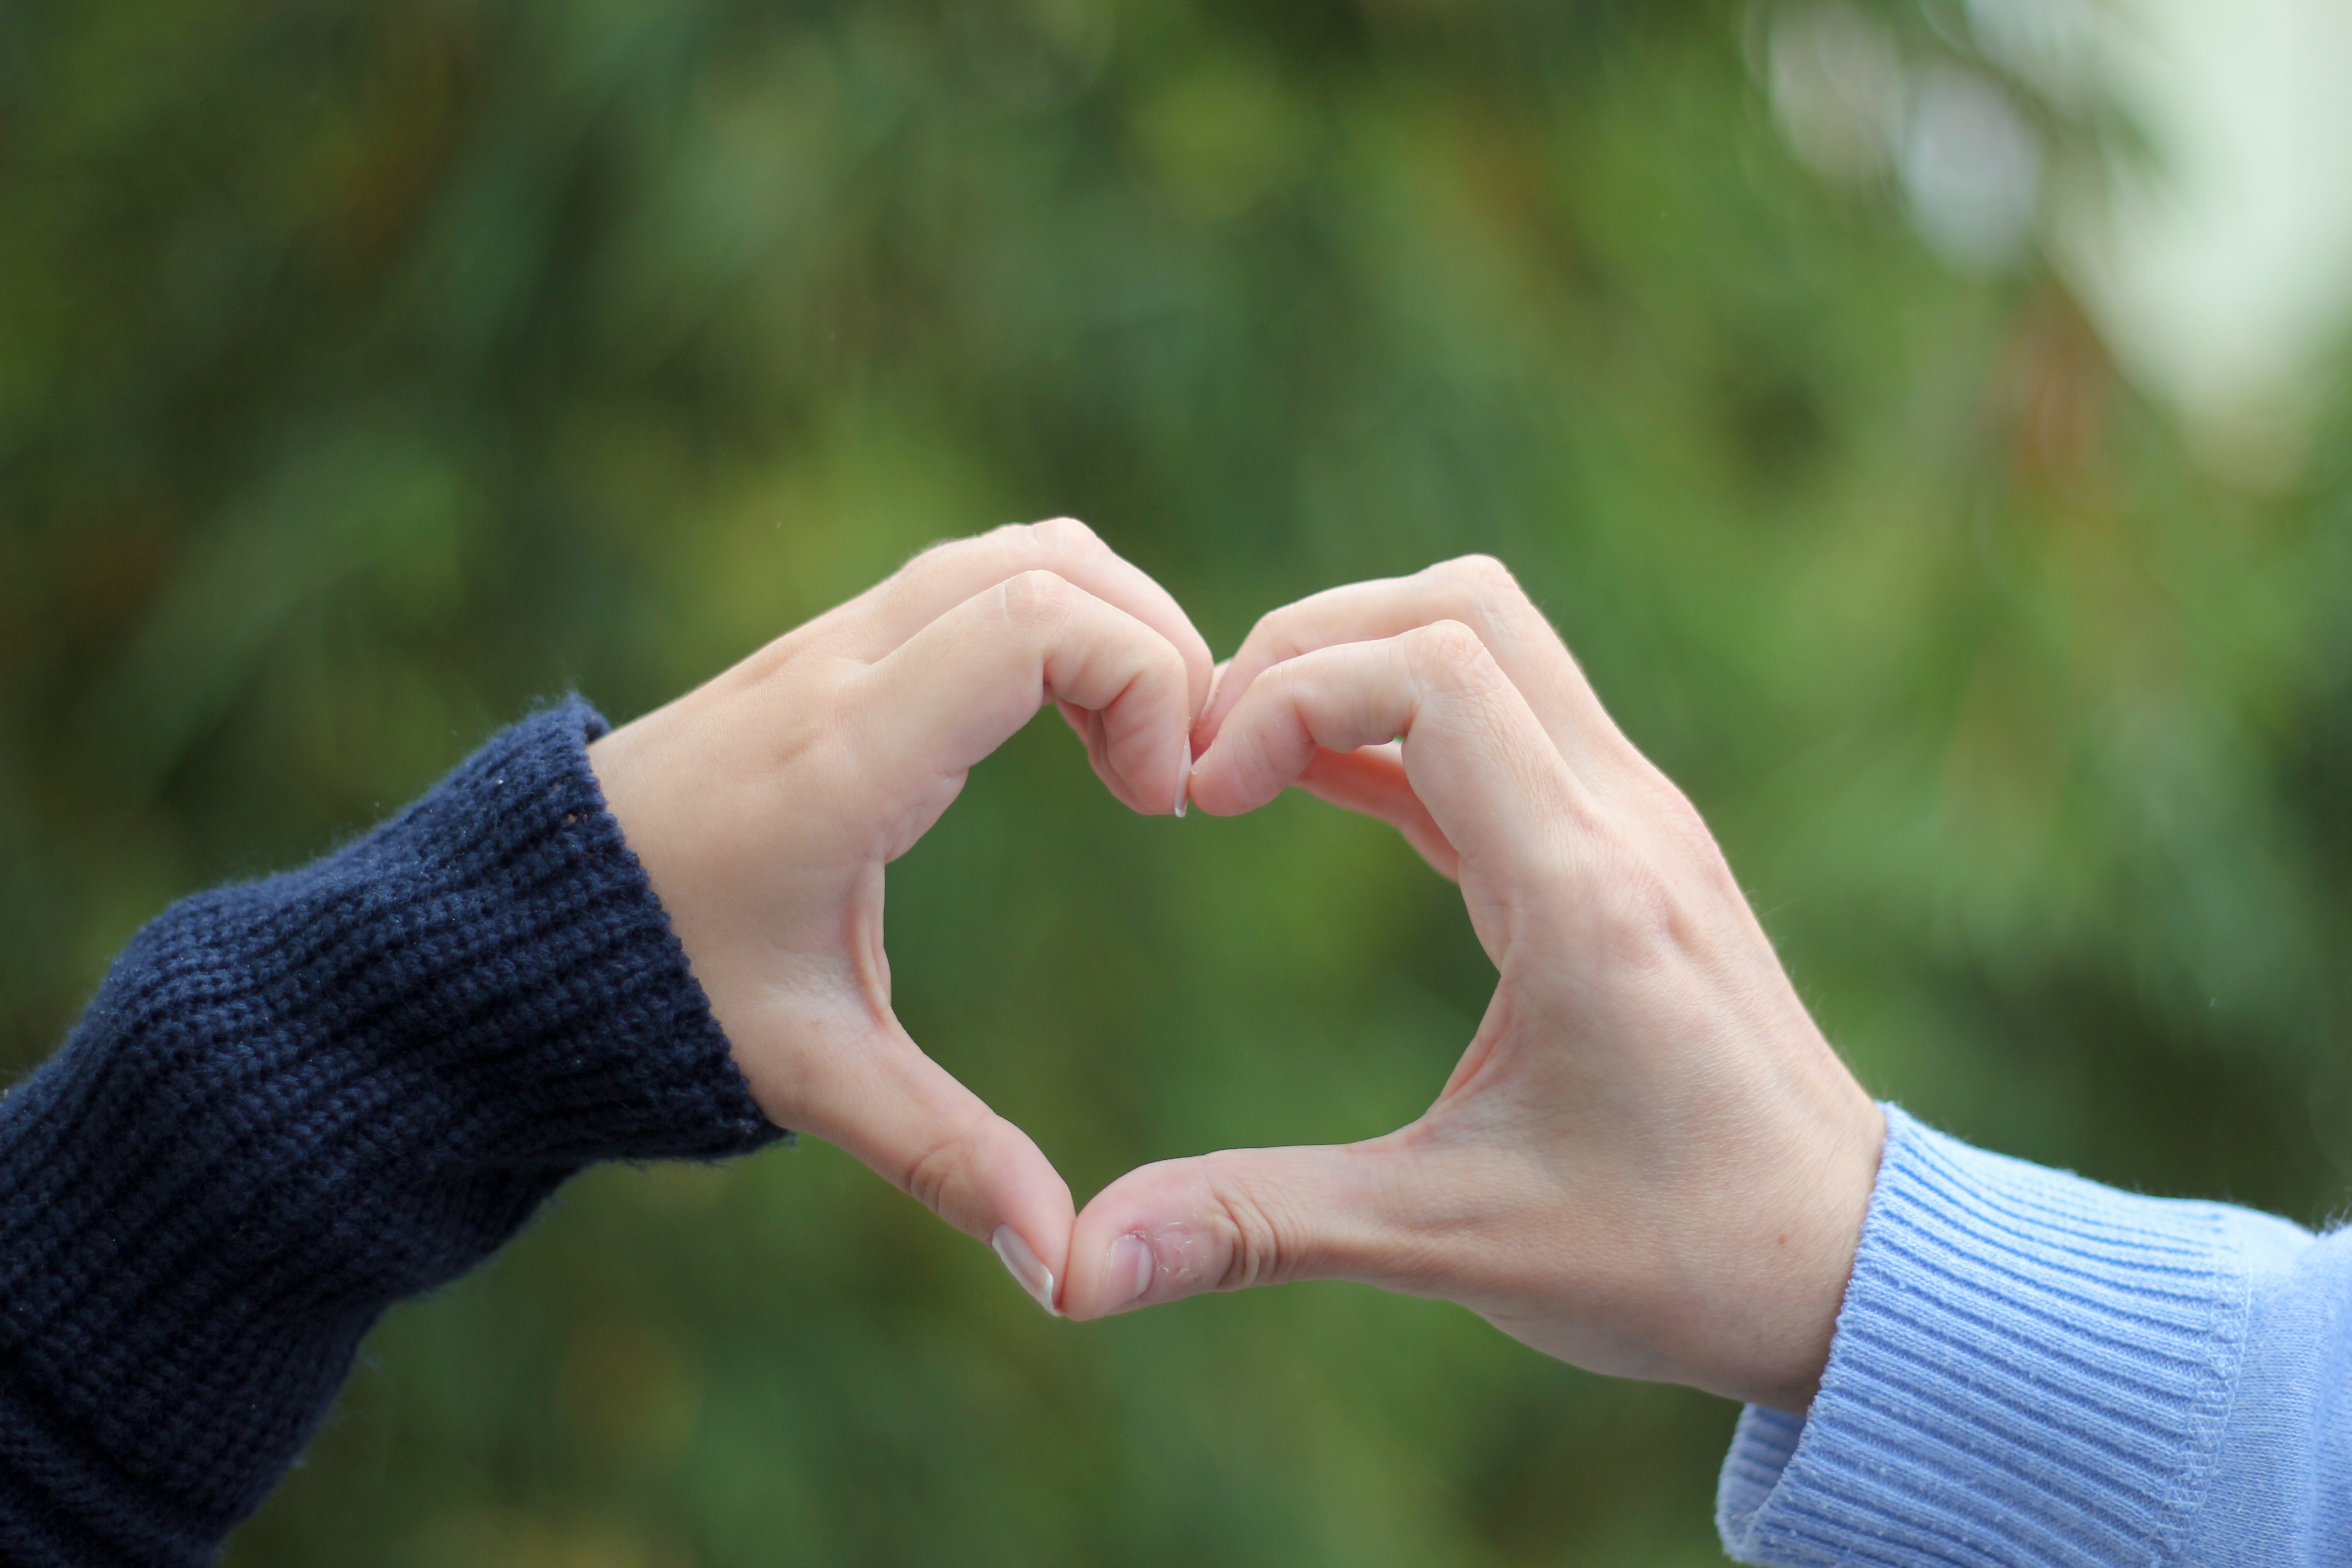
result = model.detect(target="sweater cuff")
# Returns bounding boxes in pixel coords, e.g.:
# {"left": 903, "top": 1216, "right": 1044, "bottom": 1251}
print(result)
{"left": 334, "top": 695, "right": 783, "bottom": 1165}
{"left": 0, "top": 698, "right": 781, "bottom": 1568}
{"left": 1717, "top": 1107, "right": 2251, "bottom": 1567}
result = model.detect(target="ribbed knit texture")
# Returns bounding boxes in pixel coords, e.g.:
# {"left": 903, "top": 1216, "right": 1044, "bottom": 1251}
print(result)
{"left": 0, "top": 700, "right": 782, "bottom": 1568}
{"left": 1719, "top": 1106, "right": 2350, "bottom": 1567}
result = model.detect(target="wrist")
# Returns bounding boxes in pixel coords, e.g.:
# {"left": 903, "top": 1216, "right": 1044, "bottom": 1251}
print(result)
{"left": 1713, "top": 1083, "right": 1885, "bottom": 1413}
{"left": 1719, "top": 1107, "right": 2270, "bottom": 1564}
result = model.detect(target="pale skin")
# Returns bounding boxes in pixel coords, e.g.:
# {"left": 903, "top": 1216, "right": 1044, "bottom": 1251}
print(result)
{"left": 587, "top": 519, "right": 1214, "bottom": 1312}
{"left": 588, "top": 526, "right": 1885, "bottom": 1414}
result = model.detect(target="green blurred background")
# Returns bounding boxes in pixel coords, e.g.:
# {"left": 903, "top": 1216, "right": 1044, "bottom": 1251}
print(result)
{"left": 4, "top": 0, "right": 2348, "bottom": 1563}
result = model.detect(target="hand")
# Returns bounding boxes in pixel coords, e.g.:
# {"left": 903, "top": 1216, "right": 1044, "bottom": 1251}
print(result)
{"left": 1058, "top": 556, "right": 1884, "bottom": 1413}
{"left": 587, "top": 520, "right": 1211, "bottom": 1313}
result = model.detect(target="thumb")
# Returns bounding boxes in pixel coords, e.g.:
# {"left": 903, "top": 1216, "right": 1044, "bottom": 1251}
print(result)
{"left": 1060, "top": 1139, "right": 1430, "bottom": 1321}
{"left": 791, "top": 1016, "right": 1078, "bottom": 1315}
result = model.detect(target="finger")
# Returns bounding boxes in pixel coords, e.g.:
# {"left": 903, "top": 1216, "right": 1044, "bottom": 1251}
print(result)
{"left": 834, "top": 519, "right": 1215, "bottom": 720}
{"left": 1188, "top": 622, "right": 1590, "bottom": 891}
{"left": 1053, "top": 699, "right": 1148, "bottom": 816}
{"left": 1294, "top": 742, "right": 1460, "bottom": 880}
{"left": 1199, "top": 556, "right": 1631, "bottom": 785}
{"left": 791, "top": 1017, "right": 1077, "bottom": 1315}
{"left": 1189, "top": 658, "right": 1231, "bottom": 752}
{"left": 852, "top": 570, "right": 1193, "bottom": 817}
{"left": 1061, "top": 1138, "right": 1441, "bottom": 1320}
{"left": 1052, "top": 697, "right": 1100, "bottom": 762}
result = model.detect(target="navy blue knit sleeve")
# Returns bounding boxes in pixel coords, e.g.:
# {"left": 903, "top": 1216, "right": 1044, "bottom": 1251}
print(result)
{"left": 0, "top": 700, "right": 784, "bottom": 1568}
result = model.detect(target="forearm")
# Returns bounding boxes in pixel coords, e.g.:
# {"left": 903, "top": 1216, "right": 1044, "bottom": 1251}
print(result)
{"left": 1719, "top": 1107, "right": 2348, "bottom": 1567}
{"left": 0, "top": 701, "right": 780, "bottom": 1568}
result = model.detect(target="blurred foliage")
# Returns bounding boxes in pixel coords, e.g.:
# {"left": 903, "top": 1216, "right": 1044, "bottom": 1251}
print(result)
{"left": 3, "top": 0, "right": 2348, "bottom": 1564}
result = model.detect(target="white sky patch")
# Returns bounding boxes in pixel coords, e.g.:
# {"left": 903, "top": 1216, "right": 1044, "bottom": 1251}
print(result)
{"left": 1902, "top": 64, "right": 2042, "bottom": 273}
{"left": 2063, "top": 0, "right": 2352, "bottom": 481}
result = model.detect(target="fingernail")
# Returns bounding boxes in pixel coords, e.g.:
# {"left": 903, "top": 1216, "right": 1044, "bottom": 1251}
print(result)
{"left": 991, "top": 1225, "right": 1062, "bottom": 1317}
{"left": 1173, "top": 746, "right": 1191, "bottom": 818}
{"left": 1109, "top": 1233, "right": 1156, "bottom": 1308}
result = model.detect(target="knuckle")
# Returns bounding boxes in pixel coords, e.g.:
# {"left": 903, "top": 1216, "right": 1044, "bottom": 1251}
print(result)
{"left": 1202, "top": 1158, "right": 1294, "bottom": 1289}
{"left": 1028, "top": 515, "right": 1103, "bottom": 558}
{"left": 1649, "top": 771, "right": 1714, "bottom": 850}
{"left": 1240, "top": 607, "right": 1304, "bottom": 669}
{"left": 900, "top": 1127, "right": 974, "bottom": 1219}
{"left": 1255, "top": 649, "right": 1321, "bottom": 706}
{"left": 1156, "top": 639, "right": 1191, "bottom": 691}
{"left": 1430, "top": 555, "right": 1550, "bottom": 658}
{"left": 996, "top": 567, "right": 1076, "bottom": 624}
{"left": 1586, "top": 833, "right": 1691, "bottom": 966}
{"left": 1410, "top": 619, "right": 1498, "bottom": 686}
{"left": 1433, "top": 553, "right": 1524, "bottom": 616}
{"left": 1643, "top": 773, "right": 1745, "bottom": 900}
{"left": 1439, "top": 552, "right": 1519, "bottom": 593}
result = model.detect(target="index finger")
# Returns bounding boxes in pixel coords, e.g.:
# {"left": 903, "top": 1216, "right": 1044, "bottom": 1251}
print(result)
{"left": 1199, "top": 556, "right": 1634, "bottom": 790}
{"left": 849, "top": 570, "right": 1196, "bottom": 819}
{"left": 1190, "top": 622, "right": 1593, "bottom": 937}
{"left": 831, "top": 519, "right": 1215, "bottom": 720}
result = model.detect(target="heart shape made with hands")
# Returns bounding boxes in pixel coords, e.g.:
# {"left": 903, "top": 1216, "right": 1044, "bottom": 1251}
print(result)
{"left": 591, "top": 523, "right": 1884, "bottom": 1416}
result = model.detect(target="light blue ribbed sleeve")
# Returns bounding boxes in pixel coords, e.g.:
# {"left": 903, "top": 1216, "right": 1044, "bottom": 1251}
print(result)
{"left": 1716, "top": 1106, "right": 2352, "bottom": 1567}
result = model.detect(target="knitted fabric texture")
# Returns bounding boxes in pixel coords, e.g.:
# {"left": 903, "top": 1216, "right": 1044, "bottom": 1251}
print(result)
{"left": 0, "top": 701, "right": 781, "bottom": 1568}
{"left": 1718, "top": 1106, "right": 2352, "bottom": 1567}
